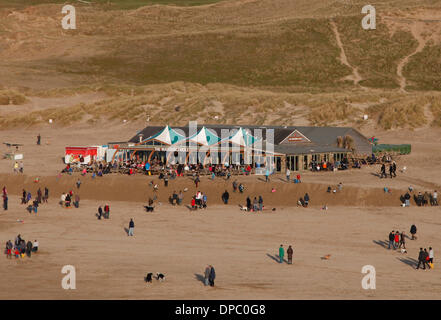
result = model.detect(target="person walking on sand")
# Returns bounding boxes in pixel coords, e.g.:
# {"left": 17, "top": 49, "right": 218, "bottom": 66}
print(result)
{"left": 194, "top": 175, "right": 200, "bottom": 188}
{"left": 410, "top": 224, "right": 417, "bottom": 240}
{"left": 204, "top": 265, "right": 211, "bottom": 286}
{"left": 37, "top": 134, "right": 41, "bottom": 146}
{"left": 429, "top": 247, "right": 434, "bottom": 265}
{"left": 209, "top": 265, "right": 216, "bottom": 287}
{"left": 380, "top": 163, "right": 387, "bottom": 179}
{"left": 286, "top": 168, "right": 290, "bottom": 182}
{"left": 265, "top": 168, "right": 270, "bottom": 182}
{"left": 5, "top": 240, "right": 12, "bottom": 259}
{"left": 388, "top": 231, "right": 395, "bottom": 250}
{"left": 399, "top": 231, "right": 406, "bottom": 249}
{"left": 424, "top": 248, "right": 430, "bottom": 269}
{"left": 128, "top": 218, "right": 135, "bottom": 236}
{"left": 253, "top": 197, "right": 258, "bottom": 212}
{"left": 222, "top": 190, "right": 229, "bottom": 204}
{"left": 416, "top": 248, "right": 426, "bottom": 270}
{"left": 76, "top": 179, "right": 81, "bottom": 189}
{"left": 2, "top": 192, "right": 8, "bottom": 211}
{"left": 287, "top": 245, "right": 293, "bottom": 264}
{"left": 394, "top": 231, "right": 400, "bottom": 249}
{"left": 44, "top": 187, "right": 49, "bottom": 203}
{"left": 246, "top": 196, "right": 251, "bottom": 211}
{"left": 278, "top": 245, "right": 285, "bottom": 263}
{"left": 258, "top": 195, "right": 263, "bottom": 211}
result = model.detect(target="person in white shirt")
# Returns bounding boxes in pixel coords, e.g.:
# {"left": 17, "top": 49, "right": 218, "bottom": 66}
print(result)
{"left": 32, "top": 240, "right": 39, "bottom": 252}
{"left": 429, "top": 247, "right": 434, "bottom": 264}
{"left": 196, "top": 191, "right": 202, "bottom": 208}
{"left": 60, "top": 193, "right": 66, "bottom": 206}
{"left": 433, "top": 191, "right": 438, "bottom": 206}
{"left": 286, "top": 168, "right": 290, "bottom": 182}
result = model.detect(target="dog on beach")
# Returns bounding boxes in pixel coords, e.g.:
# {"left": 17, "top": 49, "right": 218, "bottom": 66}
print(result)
{"left": 145, "top": 273, "right": 153, "bottom": 283}
{"left": 401, "top": 248, "right": 407, "bottom": 254}
{"left": 239, "top": 205, "right": 248, "bottom": 211}
{"left": 156, "top": 273, "right": 165, "bottom": 281}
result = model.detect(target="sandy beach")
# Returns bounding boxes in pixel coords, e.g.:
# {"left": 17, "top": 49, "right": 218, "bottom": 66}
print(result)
{"left": 1, "top": 197, "right": 440, "bottom": 300}
{"left": 1, "top": 125, "right": 441, "bottom": 299}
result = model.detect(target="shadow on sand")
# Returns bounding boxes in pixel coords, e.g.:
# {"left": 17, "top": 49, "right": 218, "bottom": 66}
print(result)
{"left": 266, "top": 253, "right": 287, "bottom": 264}
{"left": 397, "top": 257, "right": 418, "bottom": 269}
{"left": 372, "top": 239, "right": 390, "bottom": 249}
{"left": 194, "top": 273, "right": 205, "bottom": 284}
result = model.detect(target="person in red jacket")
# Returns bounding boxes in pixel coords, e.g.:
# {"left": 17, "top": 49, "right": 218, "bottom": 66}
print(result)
{"left": 191, "top": 197, "right": 196, "bottom": 210}
{"left": 394, "top": 231, "right": 400, "bottom": 249}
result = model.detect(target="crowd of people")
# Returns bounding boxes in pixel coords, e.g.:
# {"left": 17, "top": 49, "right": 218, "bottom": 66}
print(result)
{"left": 59, "top": 190, "right": 81, "bottom": 209}
{"left": 4, "top": 234, "right": 38, "bottom": 259}
{"left": 20, "top": 187, "right": 49, "bottom": 214}
{"left": 400, "top": 188, "right": 438, "bottom": 207}
{"left": 385, "top": 226, "right": 435, "bottom": 270}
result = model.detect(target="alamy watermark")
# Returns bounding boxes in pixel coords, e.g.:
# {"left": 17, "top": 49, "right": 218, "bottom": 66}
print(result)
{"left": 361, "top": 265, "right": 376, "bottom": 289}
{"left": 61, "top": 265, "right": 76, "bottom": 290}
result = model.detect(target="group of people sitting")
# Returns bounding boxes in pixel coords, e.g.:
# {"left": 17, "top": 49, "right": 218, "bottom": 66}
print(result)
{"left": 21, "top": 187, "right": 48, "bottom": 214}
{"left": 309, "top": 159, "right": 349, "bottom": 172}
{"left": 327, "top": 183, "right": 343, "bottom": 194}
{"left": 60, "top": 191, "right": 80, "bottom": 208}
{"left": 298, "top": 193, "right": 310, "bottom": 207}
{"left": 4, "top": 235, "right": 38, "bottom": 259}
{"left": 169, "top": 190, "right": 184, "bottom": 206}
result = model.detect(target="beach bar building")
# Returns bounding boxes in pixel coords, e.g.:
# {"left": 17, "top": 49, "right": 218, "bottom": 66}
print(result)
{"left": 108, "top": 124, "right": 372, "bottom": 172}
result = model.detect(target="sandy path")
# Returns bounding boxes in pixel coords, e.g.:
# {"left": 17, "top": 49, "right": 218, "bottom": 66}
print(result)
{"left": 330, "top": 20, "right": 364, "bottom": 87}
{"left": 396, "top": 23, "right": 427, "bottom": 92}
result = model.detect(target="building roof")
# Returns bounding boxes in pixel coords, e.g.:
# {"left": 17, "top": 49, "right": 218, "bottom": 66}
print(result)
{"left": 128, "top": 124, "right": 372, "bottom": 155}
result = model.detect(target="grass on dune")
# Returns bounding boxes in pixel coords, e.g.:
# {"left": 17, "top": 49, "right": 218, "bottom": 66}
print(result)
{"left": 367, "top": 96, "right": 432, "bottom": 130}
{"left": 404, "top": 42, "right": 441, "bottom": 91}
{"left": 48, "top": 18, "right": 351, "bottom": 88}
{"left": 308, "top": 102, "right": 360, "bottom": 126}
{"left": 0, "top": 90, "right": 27, "bottom": 105}
{"left": 2, "top": 82, "right": 438, "bottom": 130}
{"left": 335, "top": 15, "right": 418, "bottom": 89}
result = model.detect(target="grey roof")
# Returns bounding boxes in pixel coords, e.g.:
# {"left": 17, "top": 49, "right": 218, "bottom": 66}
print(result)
{"left": 128, "top": 124, "right": 372, "bottom": 155}
{"left": 274, "top": 144, "right": 349, "bottom": 155}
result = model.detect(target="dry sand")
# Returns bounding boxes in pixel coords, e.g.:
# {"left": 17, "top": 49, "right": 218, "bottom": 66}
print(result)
{"left": 0, "top": 198, "right": 440, "bottom": 300}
